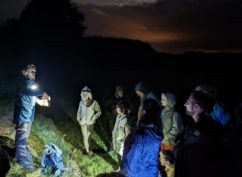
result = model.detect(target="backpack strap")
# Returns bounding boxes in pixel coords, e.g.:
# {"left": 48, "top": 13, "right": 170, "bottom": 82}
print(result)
{"left": 41, "top": 146, "right": 50, "bottom": 174}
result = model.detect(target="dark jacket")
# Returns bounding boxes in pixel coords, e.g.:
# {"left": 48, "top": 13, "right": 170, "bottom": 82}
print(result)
{"left": 175, "top": 115, "right": 225, "bottom": 177}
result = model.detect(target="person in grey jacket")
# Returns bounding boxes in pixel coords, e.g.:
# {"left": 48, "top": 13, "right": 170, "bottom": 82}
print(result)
{"left": 112, "top": 101, "right": 131, "bottom": 171}
{"left": 160, "top": 92, "right": 184, "bottom": 150}
{"left": 76, "top": 86, "right": 101, "bottom": 155}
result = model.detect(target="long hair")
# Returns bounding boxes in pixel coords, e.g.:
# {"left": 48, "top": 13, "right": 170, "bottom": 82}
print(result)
{"left": 139, "top": 98, "right": 162, "bottom": 132}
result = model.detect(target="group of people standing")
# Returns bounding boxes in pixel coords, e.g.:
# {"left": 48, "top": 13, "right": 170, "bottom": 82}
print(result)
{"left": 9, "top": 64, "right": 236, "bottom": 177}
{"left": 85, "top": 82, "right": 232, "bottom": 177}
{"left": 75, "top": 80, "right": 231, "bottom": 177}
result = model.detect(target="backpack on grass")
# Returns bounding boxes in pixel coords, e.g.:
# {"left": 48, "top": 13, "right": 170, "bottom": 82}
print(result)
{"left": 41, "top": 143, "right": 67, "bottom": 176}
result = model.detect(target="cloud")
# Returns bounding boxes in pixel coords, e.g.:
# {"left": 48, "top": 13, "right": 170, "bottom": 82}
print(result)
{"left": 0, "top": 0, "right": 241, "bottom": 53}
{"left": 72, "top": 0, "right": 161, "bottom": 6}
{"left": 80, "top": 0, "right": 242, "bottom": 53}
{"left": 0, "top": 0, "right": 28, "bottom": 23}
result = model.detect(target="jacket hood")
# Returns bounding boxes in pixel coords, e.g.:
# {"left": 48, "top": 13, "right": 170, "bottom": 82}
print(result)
{"left": 145, "top": 127, "right": 162, "bottom": 142}
{"left": 163, "top": 92, "right": 176, "bottom": 108}
{"left": 138, "top": 124, "right": 162, "bottom": 142}
{"left": 81, "top": 86, "right": 91, "bottom": 93}
{"left": 134, "top": 82, "right": 147, "bottom": 94}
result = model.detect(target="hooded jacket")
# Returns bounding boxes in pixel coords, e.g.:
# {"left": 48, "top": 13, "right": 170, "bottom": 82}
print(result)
{"left": 77, "top": 100, "right": 101, "bottom": 125}
{"left": 122, "top": 125, "right": 162, "bottom": 177}
{"left": 161, "top": 93, "right": 184, "bottom": 146}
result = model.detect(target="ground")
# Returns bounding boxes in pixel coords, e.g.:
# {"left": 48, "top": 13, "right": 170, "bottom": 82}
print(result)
{"left": 0, "top": 98, "right": 120, "bottom": 177}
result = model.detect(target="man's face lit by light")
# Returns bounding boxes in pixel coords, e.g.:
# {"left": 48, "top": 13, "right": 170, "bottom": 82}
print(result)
{"left": 26, "top": 68, "right": 36, "bottom": 80}
{"left": 184, "top": 96, "right": 196, "bottom": 117}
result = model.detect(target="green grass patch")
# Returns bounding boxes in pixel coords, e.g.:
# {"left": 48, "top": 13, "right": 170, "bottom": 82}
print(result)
{"left": 6, "top": 111, "right": 118, "bottom": 177}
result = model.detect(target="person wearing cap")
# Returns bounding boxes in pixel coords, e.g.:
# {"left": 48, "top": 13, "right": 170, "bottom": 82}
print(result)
{"left": 13, "top": 64, "right": 50, "bottom": 171}
{"left": 76, "top": 86, "right": 102, "bottom": 155}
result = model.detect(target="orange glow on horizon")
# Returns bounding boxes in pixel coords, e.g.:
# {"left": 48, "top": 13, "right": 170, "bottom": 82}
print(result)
{"left": 85, "top": 10, "right": 186, "bottom": 45}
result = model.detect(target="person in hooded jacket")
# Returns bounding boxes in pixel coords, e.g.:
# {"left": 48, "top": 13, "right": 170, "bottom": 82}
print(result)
{"left": 76, "top": 86, "right": 101, "bottom": 155}
{"left": 160, "top": 92, "right": 184, "bottom": 151}
{"left": 121, "top": 99, "right": 162, "bottom": 177}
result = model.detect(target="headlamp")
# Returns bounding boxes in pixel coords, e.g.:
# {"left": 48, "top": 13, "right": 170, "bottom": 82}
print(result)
{"left": 30, "top": 84, "right": 38, "bottom": 90}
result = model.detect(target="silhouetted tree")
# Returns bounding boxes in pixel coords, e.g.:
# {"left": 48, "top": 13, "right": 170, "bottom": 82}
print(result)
{"left": 19, "top": 0, "right": 86, "bottom": 48}
{"left": 0, "top": 0, "right": 86, "bottom": 64}
{"left": 0, "top": 18, "right": 20, "bottom": 55}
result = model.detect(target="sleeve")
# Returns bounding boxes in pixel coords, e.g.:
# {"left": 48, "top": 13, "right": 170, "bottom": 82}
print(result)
{"left": 76, "top": 101, "right": 82, "bottom": 122}
{"left": 93, "top": 101, "right": 102, "bottom": 120}
{"left": 119, "top": 123, "right": 131, "bottom": 156}
{"left": 124, "top": 123, "right": 131, "bottom": 137}
{"left": 164, "top": 112, "right": 184, "bottom": 145}
{"left": 120, "top": 123, "right": 131, "bottom": 155}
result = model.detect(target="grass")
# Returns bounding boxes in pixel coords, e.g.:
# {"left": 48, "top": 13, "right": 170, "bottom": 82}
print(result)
{"left": 3, "top": 99, "right": 119, "bottom": 177}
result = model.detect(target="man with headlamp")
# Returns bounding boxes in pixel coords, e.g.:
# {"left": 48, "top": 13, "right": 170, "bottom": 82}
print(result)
{"left": 13, "top": 64, "right": 50, "bottom": 171}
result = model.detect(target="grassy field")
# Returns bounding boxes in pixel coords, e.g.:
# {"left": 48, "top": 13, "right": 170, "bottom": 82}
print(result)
{"left": 1, "top": 98, "right": 120, "bottom": 177}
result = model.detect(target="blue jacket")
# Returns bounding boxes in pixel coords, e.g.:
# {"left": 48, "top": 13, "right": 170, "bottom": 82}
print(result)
{"left": 122, "top": 126, "right": 162, "bottom": 177}
{"left": 13, "top": 78, "right": 44, "bottom": 125}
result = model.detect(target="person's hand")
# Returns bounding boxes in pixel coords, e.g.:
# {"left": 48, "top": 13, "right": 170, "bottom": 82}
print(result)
{"left": 90, "top": 116, "right": 95, "bottom": 124}
{"left": 77, "top": 117, "right": 82, "bottom": 123}
{"left": 42, "top": 92, "right": 51, "bottom": 101}
{"left": 36, "top": 98, "right": 50, "bottom": 107}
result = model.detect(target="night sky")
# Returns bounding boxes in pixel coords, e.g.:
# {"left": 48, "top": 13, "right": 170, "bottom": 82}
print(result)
{"left": 0, "top": 0, "right": 242, "bottom": 53}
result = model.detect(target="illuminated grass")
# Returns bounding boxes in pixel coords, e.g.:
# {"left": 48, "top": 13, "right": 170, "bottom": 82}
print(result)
{"left": 6, "top": 113, "right": 118, "bottom": 177}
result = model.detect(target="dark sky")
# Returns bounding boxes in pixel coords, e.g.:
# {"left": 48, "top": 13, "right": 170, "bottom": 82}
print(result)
{"left": 0, "top": 0, "right": 242, "bottom": 53}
